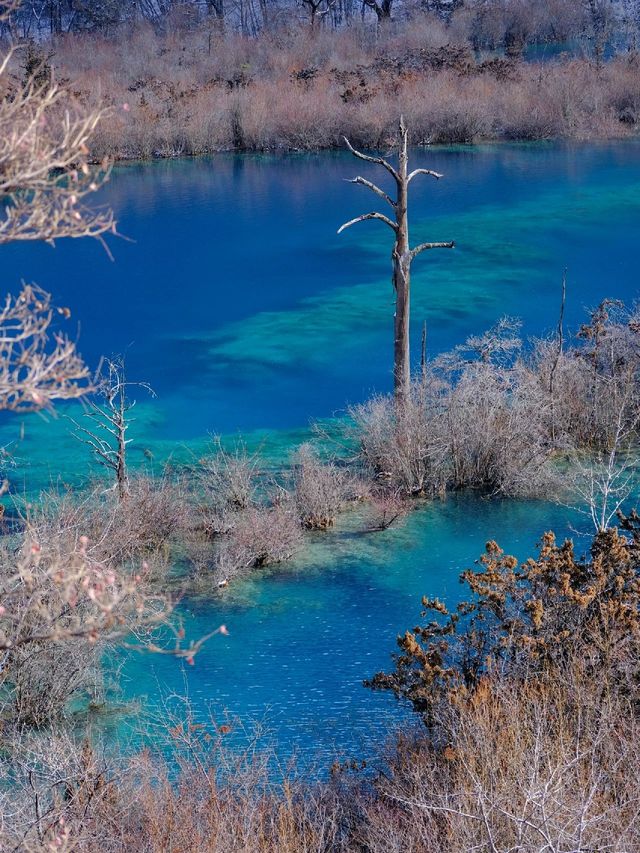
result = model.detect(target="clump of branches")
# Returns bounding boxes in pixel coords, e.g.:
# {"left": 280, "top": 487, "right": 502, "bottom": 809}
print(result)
{"left": 214, "top": 502, "right": 303, "bottom": 581}
{"left": 0, "top": 729, "right": 126, "bottom": 851}
{"left": 0, "top": 5, "right": 115, "bottom": 247}
{"left": 0, "top": 2, "right": 116, "bottom": 414}
{"left": 195, "top": 438, "right": 261, "bottom": 533}
{"left": 0, "top": 283, "right": 92, "bottom": 410}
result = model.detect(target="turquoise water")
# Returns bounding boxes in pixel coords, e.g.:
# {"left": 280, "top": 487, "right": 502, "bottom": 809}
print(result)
{"left": 3, "top": 142, "right": 640, "bottom": 764}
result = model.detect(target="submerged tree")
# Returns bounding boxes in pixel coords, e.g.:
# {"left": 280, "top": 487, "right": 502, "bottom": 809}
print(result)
{"left": 339, "top": 118, "right": 454, "bottom": 404}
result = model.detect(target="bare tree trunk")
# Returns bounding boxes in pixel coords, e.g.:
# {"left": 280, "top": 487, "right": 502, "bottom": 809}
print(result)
{"left": 393, "top": 119, "right": 411, "bottom": 399}
{"left": 339, "top": 118, "right": 454, "bottom": 406}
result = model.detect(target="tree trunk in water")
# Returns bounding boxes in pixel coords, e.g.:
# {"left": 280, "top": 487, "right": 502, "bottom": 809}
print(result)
{"left": 339, "top": 118, "right": 454, "bottom": 410}
{"left": 393, "top": 120, "right": 410, "bottom": 404}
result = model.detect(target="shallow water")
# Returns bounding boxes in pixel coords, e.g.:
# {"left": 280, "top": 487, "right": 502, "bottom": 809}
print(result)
{"left": 3, "top": 142, "right": 640, "bottom": 765}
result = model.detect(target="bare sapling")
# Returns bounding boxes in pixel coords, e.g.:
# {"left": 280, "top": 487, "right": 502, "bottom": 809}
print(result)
{"left": 339, "top": 117, "right": 454, "bottom": 404}
{"left": 70, "top": 358, "right": 155, "bottom": 502}
{"left": 291, "top": 443, "right": 354, "bottom": 529}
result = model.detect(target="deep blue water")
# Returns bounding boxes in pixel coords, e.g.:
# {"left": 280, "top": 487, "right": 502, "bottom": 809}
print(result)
{"left": 4, "top": 143, "right": 640, "bottom": 442}
{"left": 3, "top": 142, "right": 640, "bottom": 766}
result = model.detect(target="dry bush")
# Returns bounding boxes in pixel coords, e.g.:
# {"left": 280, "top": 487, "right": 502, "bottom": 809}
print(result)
{"left": 363, "top": 490, "right": 409, "bottom": 531}
{"left": 83, "top": 698, "right": 349, "bottom": 853}
{"left": 8, "top": 636, "right": 103, "bottom": 729}
{"left": 362, "top": 667, "right": 640, "bottom": 853}
{"left": 195, "top": 439, "right": 261, "bottom": 536}
{"left": 0, "top": 505, "right": 163, "bottom": 730}
{"left": 352, "top": 319, "right": 551, "bottom": 498}
{"left": 0, "top": 730, "right": 128, "bottom": 852}
{"left": 291, "top": 444, "right": 357, "bottom": 530}
{"left": 368, "top": 519, "right": 640, "bottom": 721}
{"left": 351, "top": 381, "right": 449, "bottom": 497}
{"left": 25, "top": 476, "right": 191, "bottom": 572}
{"left": 353, "top": 305, "right": 640, "bottom": 503}
{"left": 214, "top": 501, "right": 303, "bottom": 580}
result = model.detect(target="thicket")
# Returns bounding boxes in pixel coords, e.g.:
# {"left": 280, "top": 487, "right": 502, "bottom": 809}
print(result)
{"left": 353, "top": 302, "right": 640, "bottom": 515}
{"left": 5, "top": 7, "right": 640, "bottom": 159}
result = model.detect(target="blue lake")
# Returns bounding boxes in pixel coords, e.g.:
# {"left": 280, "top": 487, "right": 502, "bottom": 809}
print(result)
{"left": 3, "top": 142, "right": 640, "bottom": 765}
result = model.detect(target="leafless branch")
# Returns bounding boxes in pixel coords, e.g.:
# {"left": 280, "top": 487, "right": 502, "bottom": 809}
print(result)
{"left": 346, "top": 176, "right": 396, "bottom": 209}
{"left": 407, "top": 167, "right": 444, "bottom": 182}
{"left": 411, "top": 240, "right": 455, "bottom": 259}
{"left": 0, "top": 284, "right": 91, "bottom": 411}
{"left": 337, "top": 211, "right": 398, "bottom": 234}
{"left": 342, "top": 136, "right": 400, "bottom": 183}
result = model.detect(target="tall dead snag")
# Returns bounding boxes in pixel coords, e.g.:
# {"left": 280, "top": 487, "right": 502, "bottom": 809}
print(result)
{"left": 70, "top": 359, "right": 154, "bottom": 502}
{"left": 338, "top": 118, "right": 454, "bottom": 404}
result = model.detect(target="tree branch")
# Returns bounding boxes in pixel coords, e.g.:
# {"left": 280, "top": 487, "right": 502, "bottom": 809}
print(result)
{"left": 411, "top": 241, "right": 455, "bottom": 259}
{"left": 346, "top": 177, "right": 396, "bottom": 209}
{"left": 338, "top": 212, "right": 399, "bottom": 234}
{"left": 408, "top": 168, "right": 444, "bottom": 183}
{"left": 343, "top": 137, "right": 400, "bottom": 183}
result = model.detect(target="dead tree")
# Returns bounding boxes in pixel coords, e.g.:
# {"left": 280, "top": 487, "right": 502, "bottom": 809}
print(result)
{"left": 338, "top": 118, "right": 454, "bottom": 404}
{"left": 70, "top": 359, "right": 154, "bottom": 502}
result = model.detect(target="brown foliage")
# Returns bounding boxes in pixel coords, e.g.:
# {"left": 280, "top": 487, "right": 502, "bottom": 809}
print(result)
{"left": 368, "top": 516, "right": 640, "bottom": 722}
{"left": 42, "top": 23, "right": 640, "bottom": 160}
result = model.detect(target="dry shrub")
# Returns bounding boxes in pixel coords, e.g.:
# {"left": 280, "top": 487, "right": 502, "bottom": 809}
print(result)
{"left": 215, "top": 502, "right": 303, "bottom": 580}
{"left": 352, "top": 382, "right": 448, "bottom": 497}
{"left": 7, "top": 636, "right": 103, "bottom": 728}
{"left": 24, "top": 476, "right": 190, "bottom": 573}
{"left": 0, "top": 730, "right": 126, "bottom": 852}
{"left": 362, "top": 667, "right": 640, "bottom": 853}
{"left": 361, "top": 517, "right": 640, "bottom": 851}
{"left": 291, "top": 444, "right": 357, "bottom": 530}
{"left": 101, "top": 699, "right": 349, "bottom": 853}
{"left": 364, "top": 491, "right": 409, "bottom": 531}
{"left": 195, "top": 440, "right": 261, "bottom": 535}
{"left": 0, "top": 482, "right": 185, "bottom": 730}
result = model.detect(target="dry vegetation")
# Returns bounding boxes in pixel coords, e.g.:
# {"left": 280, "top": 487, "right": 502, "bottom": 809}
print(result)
{"left": 3, "top": 3, "right": 640, "bottom": 848}
{"left": 352, "top": 302, "right": 640, "bottom": 517}
{"left": 3, "top": 518, "right": 639, "bottom": 852}
{"left": 11, "top": 18, "right": 639, "bottom": 160}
